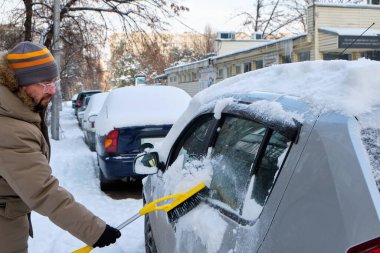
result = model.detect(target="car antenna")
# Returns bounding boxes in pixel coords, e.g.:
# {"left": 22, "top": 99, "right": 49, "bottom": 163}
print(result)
{"left": 339, "top": 22, "right": 375, "bottom": 55}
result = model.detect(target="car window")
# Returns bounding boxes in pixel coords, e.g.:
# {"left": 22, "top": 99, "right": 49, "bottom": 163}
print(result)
{"left": 169, "top": 114, "right": 214, "bottom": 165}
{"left": 250, "top": 131, "right": 289, "bottom": 206}
{"left": 209, "top": 116, "right": 290, "bottom": 220}
{"left": 210, "top": 116, "right": 266, "bottom": 211}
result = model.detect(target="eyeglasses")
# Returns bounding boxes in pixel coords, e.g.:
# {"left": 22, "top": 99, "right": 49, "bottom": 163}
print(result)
{"left": 38, "top": 79, "right": 60, "bottom": 93}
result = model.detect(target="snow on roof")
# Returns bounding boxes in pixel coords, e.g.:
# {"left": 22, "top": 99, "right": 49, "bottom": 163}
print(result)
{"left": 158, "top": 59, "right": 380, "bottom": 161}
{"left": 95, "top": 85, "right": 191, "bottom": 135}
{"left": 319, "top": 27, "right": 380, "bottom": 36}
{"left": 164, "top": 34, "right": 306, "bottom": 73}
{"left": 313, "top": 2, "right": 380, "bottom": 9}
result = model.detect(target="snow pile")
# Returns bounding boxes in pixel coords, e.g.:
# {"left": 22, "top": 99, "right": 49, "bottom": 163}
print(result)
{"left": 175, "top": 204, "right": 228, "bottom": 253}
{"left": 96, "top": 86, "right": 191, "bottom": 135}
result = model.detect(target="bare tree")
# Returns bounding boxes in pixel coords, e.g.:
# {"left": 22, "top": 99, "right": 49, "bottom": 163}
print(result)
{"left": 236, "top": 0, "right": 366, "bottom": 38}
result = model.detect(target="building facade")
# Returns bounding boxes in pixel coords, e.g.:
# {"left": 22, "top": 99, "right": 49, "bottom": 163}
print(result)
{"left": 165, "top": 3, "right": 380, "bottom": 96}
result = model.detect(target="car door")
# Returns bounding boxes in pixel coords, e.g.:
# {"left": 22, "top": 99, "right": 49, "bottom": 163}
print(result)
{"left": 147, "top": 110, "right": 298, "bottom": 253}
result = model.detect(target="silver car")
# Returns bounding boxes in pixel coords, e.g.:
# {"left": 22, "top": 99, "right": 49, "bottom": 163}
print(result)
{"left": 135, "top": 61, "right": 380, "bottom": 253}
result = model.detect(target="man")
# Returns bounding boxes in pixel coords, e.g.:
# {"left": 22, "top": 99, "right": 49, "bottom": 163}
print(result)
{"left": 0, "top": 41, "right": 121, "bottom": 252}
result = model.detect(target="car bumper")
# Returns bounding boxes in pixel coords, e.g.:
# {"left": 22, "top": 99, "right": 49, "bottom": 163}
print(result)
{"left": 98, "top": 154, "right": 143, "bottom": 180}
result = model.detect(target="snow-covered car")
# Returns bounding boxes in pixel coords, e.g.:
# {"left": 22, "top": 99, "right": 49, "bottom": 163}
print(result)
{"left": 95, "top": 85, "right": 191, "bottom": 190}
{"left": 82, "top": 92, "right": 108, "bottom": 151}
{"left": 74, "top": 90, "right": 101, "bottom": 116}
{"left": 134, "top": 60, "right": 380, "bottom": 253}
{"left": 77, "top": 96, "right": 91, "bottom": 129}
{"left": 71, "top": 93, "right": 78, "bottom": 109}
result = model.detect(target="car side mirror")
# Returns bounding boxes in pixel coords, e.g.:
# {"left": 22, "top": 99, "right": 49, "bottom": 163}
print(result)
{"left": 133, "top": 152, "right": 159, "bottom": 175}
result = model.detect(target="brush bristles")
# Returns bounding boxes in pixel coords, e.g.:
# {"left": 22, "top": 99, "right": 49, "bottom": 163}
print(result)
{"left": 167, "top": 188, "right": 208, "bottom": 223}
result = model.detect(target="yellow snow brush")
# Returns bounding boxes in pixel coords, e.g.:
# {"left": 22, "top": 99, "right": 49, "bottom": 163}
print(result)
{"left": 71, "top": 182, "right": 208, "bottom": 253}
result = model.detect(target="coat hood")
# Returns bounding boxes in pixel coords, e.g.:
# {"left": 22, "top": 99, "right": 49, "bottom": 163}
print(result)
{"left": 0, "top": 52, "right": 40, "bottom": 124}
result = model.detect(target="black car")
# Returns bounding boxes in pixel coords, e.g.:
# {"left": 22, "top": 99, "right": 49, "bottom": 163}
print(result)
{"left": 74, "top": 90, "right": 101, "bottom": 116}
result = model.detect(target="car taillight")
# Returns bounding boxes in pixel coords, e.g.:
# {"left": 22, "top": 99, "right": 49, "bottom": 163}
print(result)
{"left": 88, "top": 115, "right": 97, "bottom": 129}
{"left": 104, "top": 130, "right": 119, "bottom": 153}
{"left": 347, "top": 237, "right": 380, "bottom": 253}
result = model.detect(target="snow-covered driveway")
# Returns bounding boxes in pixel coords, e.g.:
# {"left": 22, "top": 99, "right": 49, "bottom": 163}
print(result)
{"left": 29, "top": 102, "right": 145, "bottom": 253}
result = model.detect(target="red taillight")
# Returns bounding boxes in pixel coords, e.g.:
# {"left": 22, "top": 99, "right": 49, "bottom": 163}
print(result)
{"left": 104, "top": 130, "right": 119, "bottom": 153}
{"left": 347, "top": 237, "right": 380, "bottom": 253}
{"left": 91, "top": 121, "right": 95, "bottom": 128}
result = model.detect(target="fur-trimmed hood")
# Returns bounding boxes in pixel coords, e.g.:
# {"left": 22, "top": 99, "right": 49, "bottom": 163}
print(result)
{"left": 0, "top": 52, "right": 40, "bottom": 123}
{"left": 0, "top": 51, "right": 35, "bottom": 110}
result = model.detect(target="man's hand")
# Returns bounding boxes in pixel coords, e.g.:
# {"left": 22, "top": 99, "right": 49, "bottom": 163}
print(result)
{"left": 93, "top": 224, "right": 121, "bottom": 248}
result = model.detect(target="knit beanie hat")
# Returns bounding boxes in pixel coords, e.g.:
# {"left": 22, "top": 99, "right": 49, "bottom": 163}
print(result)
{"left": 6, "top": 41, "right": 58, "bottom": 86}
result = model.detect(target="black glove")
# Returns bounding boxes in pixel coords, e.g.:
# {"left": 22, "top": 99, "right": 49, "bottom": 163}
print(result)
{"left": 93, "top": 224, "right": 121, "bottom": 248}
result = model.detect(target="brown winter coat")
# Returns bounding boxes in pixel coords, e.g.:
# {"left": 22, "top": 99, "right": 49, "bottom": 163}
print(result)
{"left": 0, "top": 52, "right": 106, "bottom": 253}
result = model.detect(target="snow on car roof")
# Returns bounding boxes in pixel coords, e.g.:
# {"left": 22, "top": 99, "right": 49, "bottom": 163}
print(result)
{"left": 159, "top": 59, "right": 380, "bottom": 161}
{"left": 95, "top": 85, "right": 191, "bottom": 135}
{"left": 83, "top": 92, "right": 109, "bottom": 119}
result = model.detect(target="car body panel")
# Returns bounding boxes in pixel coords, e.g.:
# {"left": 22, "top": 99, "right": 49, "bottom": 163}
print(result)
{"left": 259, "top": 113, "right": 380, "bottom": 253}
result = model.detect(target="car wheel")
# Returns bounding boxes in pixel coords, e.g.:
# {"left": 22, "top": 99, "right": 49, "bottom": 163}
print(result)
{"left": 145, "top": 203, "right": 158, "bottom": 253}
{"left": 89, "top": 142, "right": 96, "bottom": 152}
{"left": 99, "top": 169, "right": 113, "bottom": 191}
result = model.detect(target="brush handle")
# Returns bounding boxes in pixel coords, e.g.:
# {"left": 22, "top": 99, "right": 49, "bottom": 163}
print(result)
{"left": 116, "top": 213, "right": 141, "bottom": 230}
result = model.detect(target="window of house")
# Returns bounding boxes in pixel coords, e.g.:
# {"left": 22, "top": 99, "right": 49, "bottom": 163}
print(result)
{"left": 236, "top": 65, "right": 242, "bottom": 74}
{"left": 227, "top": 66, "right": 233, "bottom": 77}
{"left": 244, "top": 62, "right": 252, "bottom": 73}
{"left": 255, "top": 60, "right": 263, "bottom": 70}
{"left": 298, "top": 51, "right": 310, "bottom": 62}
{"left": 192, "top": 72, "right": 197, "bottom": 81}
{"left": 361, "top": 51, "right": 380, "bottom": 61}
{"left": 323, "top": 53, "right": 351, "bottom": 61}
{"left": 282, "top": 55, "right": 292, "bottom": 63}
{"left": 218, "top": 68, "right": 224, "bottom": 78}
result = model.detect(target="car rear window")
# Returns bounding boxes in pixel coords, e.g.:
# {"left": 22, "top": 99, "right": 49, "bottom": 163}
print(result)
{"left": 358, "top": 109, "right": 380, "bottom": 189}
{"left": 361, "top": 127, "right": 380, "bottom": 188}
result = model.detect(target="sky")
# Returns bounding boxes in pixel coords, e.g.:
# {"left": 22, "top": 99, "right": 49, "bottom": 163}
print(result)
{"left": 0, "top": 0, "right": 254, "bottom": 34}
{"left": 169, "top": 0, "right": 254, "bottom": 33}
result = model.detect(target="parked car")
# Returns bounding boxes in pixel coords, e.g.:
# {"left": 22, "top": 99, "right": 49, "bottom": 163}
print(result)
{"left": 74, "top": 90, "right": 101, "bottom": 116}
{"left": 134, "top": 60, "right": 380, "bottom": 253}
{"left": 71, "top": 93, "right": 78, "bottom": 108}
{"left": 77, "top": 96, "right": 91, "bottom": 128}
{"left": 95, "top": 85, "right": 191, "bottom": 190}
{"left": 82, "top": 92, "right": 109, "bottom": 151}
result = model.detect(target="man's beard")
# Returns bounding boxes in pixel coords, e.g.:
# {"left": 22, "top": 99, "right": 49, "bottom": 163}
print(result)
{"left": 32, "top": 96, "right": 52, "bottom": 112}
{"left": 33, "top": 102, "right": 45, "bottom": 112}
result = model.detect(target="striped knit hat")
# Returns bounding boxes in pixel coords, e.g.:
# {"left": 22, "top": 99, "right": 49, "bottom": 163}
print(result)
{"left": 6, "top": 41, "right": 58, "bottom": 86}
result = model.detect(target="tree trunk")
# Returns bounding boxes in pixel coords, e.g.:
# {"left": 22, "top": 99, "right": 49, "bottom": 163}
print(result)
{"left": 23, "top": 0, "right": 33, "bottom": 41}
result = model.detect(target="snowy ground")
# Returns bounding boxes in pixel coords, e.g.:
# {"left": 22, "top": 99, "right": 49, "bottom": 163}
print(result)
{"left": 28, "top": 102, "right": 145, "bottom": 253}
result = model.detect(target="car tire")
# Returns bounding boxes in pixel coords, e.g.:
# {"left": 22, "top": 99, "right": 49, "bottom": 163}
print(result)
{"left": 144, "top": 199, "right": 158, "bottom": 253}
{"left": 99, "top": 169, "right": 113, "bottom": 191}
